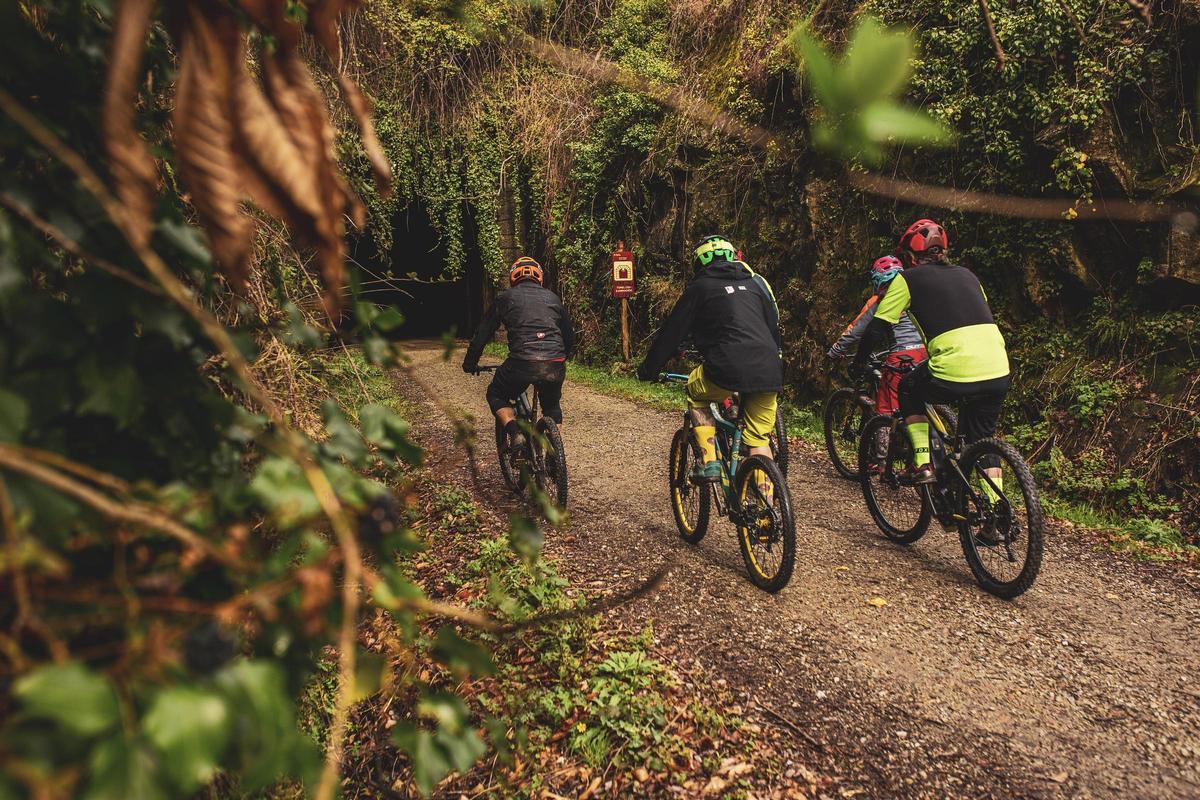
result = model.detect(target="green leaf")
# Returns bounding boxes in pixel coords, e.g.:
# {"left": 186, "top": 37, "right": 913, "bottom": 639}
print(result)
{"left": 507, "top": 514, "right": 544, "bottom": 563}
{"left": 156, "top": 219, "right": 211, "bottom": 267}
{"left": 351, "top": 650, "right": 390, "bottom": 703}
{"left": 213, "top": 660, "right": 316, "bottom": 791}
{"left": 859, "top": 102, "right": 953, "bottom": 146}
{"left": 362, "top": 334, "right": 395, "bottom": 366}
{"left": 83, "top": 736, "right": 166, "bottom": 800}
{"left": 78, "top": 359, "right": 142, "bottom": 428}
{"left": 249, "top": 457, "right": 319, "bottom": 528}
{"left": 14, "top": 662, "right": 119, "bottom": 737}
{"left": 417, "top": 691, "right": 469, "bottom": 734}
{"left": 792, "top": 27, "right": 843, "bottom": 113}
{"left": 843, "top": 16, "right": 912, "bottom": 105}
{"left": 373, "top": 306, "right": 405, "bottom": 332}
{"left": 321, "top": 399, "right": 368, "bottom": 465}
{"left": 431, "top": 626, "right": 494, "bottom": 677}
{"left": 143, "top": 687, "right": 231, "bottom": 792}
{"left": 0, "top": 388, "right": 29, "bottom": 442}
{"left": 435, "top": 727, "right": 486, "bottom": 773}
{"left": 391, "top": 725, "right": 451, "bottom": 796}
{"left": 279, "top": 303, "right": 323, "bottom": 349}
{"left": 359, "top": 403, "right": 424, "bottom": 465}
{"left": 373, "top": 564, "right": 426, "bottom": 610}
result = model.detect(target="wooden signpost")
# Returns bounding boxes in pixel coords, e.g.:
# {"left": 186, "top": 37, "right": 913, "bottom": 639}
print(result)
{"left": 611, "top": 242, "right": 635, "bottom": 361}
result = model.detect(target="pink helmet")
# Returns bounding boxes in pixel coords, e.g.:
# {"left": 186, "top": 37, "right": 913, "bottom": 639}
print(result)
{"left": 870, "top": 255, "right": 903, "bottom": 291}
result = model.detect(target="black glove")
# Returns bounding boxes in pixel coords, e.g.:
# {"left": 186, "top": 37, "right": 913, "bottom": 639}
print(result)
{"left": 462, "top": 362, "right": 479, "bottom": 375}
{"left": 635, "top": 363, "right": 654, "bottom": 382}
{"left": 848, "top": 361, "right": 868, "bottom": 381}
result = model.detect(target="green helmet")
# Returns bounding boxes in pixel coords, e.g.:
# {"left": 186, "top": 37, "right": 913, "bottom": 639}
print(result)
{"left": 692, "top": 234, "right": 737, "bottom": 271}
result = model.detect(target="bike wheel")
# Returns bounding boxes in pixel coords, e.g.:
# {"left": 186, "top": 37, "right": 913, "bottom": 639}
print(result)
{"left": 858, "top": 415, "right": 932, "bottom": 544}
{"left": 769, "top": 404, "right": 790, "bottom": 477}
{"left": 735, "top": 455, "right": 796, "bottom": 593}
{"left": 958, "top": 438, "right": 1044, "bottom": 599}
{"left": 932, "top": 404, "right": 958, "bottom": 438}
{"left": 495, "top": 418, "right": 518, "bottom": 491}
{"left": 824, "top": 388, "right": 873, "bottom": 479}
{"left": 534, "top": 418, "right": 568, "bottom": 510}
{"left": 668, "top": 427, "right": 710, "bottom": 544}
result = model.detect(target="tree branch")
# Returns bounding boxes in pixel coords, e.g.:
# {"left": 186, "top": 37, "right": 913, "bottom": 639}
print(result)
{"left": 978, "top": 0, "right": 1007, "bottom": 68}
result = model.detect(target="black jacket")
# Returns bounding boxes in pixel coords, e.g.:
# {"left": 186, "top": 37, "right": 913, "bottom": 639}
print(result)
{"left": 637, "top": 260, "right": 783, "bottom": 393}
{"left": 463, "top": 280, "right": 575, "bottom": 366}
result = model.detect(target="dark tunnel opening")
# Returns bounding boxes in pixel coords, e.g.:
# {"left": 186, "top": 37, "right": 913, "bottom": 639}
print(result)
{"left": 350, "top": 201, "right": 486, "bottom": 340}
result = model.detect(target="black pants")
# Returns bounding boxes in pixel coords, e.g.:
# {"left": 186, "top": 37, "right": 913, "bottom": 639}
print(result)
{"left": 486, "top": 358, "right": 566, "bottom": 424}
{"left": 899, "top": 362, "right": 1009, "bottom": 464}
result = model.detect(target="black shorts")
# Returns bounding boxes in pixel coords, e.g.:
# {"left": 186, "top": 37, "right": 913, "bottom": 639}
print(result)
{"left": 899, "top": 361, "right": 1009, "bottom": 446}
{"left": 486, "top": 358, "right": 566, "bottom": 423}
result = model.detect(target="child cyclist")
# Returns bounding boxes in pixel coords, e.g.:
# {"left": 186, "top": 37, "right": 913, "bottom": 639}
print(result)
{"left": 827, "top": 255, "right": 927, "bottom": 417}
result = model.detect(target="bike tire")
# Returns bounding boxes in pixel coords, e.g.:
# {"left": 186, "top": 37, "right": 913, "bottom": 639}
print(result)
{"left": 770, "top": 404, "right": 790, "bottom": 477}
{"left": 958, "top": 438, "right": 1044, "bottom": 599}
{"left": 735, "top": 454, "right": 796, "bottom": 593}
{"left": 858, "top": 415, "right": 932, "bottom": 544}
{"left": 668, "top": 427, "right": 710, "bottom": 544}
{"left": 824, "top": 387, "right": 873, "bottom": 479}
{"left": 535, "top": 418, "right": 568, "bottom": 511}
{"left": 495, "top": 418, "right": 518, "bottom": 491}
{"left": 932, "top": 404, "right": 958, "bottom": 438}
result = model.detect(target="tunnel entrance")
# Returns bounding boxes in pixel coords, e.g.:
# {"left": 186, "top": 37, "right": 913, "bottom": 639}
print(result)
{"left": 351, "top": 202, "right": 485, "bottom": 339}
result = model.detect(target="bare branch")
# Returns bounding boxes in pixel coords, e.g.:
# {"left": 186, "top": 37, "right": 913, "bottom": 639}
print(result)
{"left": 978, "top": 0, "right": 1007, "bottom": 68}
{"left": 1124, "top": 0, "right": 1152, "bottom": 25}
{"left": 848, "top": 171, "right": 1188, "bottom": 225}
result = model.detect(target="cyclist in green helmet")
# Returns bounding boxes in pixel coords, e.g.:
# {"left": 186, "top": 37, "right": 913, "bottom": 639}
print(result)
{"left": 638, "top": 235, "right": 783, "bottom": 490}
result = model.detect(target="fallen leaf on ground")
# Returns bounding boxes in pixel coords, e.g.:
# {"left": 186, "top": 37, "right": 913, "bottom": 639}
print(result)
{"left": 1050, "top": 771, "right": 1069, "bottom": 783}
{"left": 867, "top": 596, "right": 888, "bottom": 608}
{"left": 834, "top": 565, "right": 850, "bottom": 572}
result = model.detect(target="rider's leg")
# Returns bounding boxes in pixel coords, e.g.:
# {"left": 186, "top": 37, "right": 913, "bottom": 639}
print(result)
{"left": 958, "top": 382, "right": 1010, "bottom": 502}
{"left": 685, "top": 367, "right": 726, "bottom": 481}
{"left": 742, "top": 392, "right": 779, "bottom": 504}
{"left": 486, "top": 361, "right": 527, "bottom": 448}
{"left": 897, "top": 364, "right": 933, "bottom": 480}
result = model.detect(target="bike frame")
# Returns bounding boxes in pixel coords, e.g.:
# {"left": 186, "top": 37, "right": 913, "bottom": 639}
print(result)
{"left": 662, "top": 372, "right": 751, "bottom": 524}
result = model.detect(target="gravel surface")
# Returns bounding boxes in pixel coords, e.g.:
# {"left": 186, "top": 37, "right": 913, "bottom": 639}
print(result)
{"left": 397, "top": 341, "right": 1200, "bottom": 799}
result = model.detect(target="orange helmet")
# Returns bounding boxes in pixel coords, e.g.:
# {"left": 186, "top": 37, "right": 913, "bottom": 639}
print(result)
{"left": 509, "top": 256, "right": 543, "bottom": 286}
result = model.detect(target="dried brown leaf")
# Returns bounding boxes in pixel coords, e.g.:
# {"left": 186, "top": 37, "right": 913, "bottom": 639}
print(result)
{"left": 337, "top": 74, "right": 392, "bottom": 195}
{"left": 172, "top": 6, "right": 252, "bottom": 287}
{"left": 103, "top": 0, "right": 159, "bottom": 246}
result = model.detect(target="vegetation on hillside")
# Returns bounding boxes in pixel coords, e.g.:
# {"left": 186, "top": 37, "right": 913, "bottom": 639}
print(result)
{"left": 347, "top": 0, "right": 1199, "bottom": 541}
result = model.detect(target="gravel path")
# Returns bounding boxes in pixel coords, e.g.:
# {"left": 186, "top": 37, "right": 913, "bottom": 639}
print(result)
{"left": 398, "top": 340, "right": 1200, "bottom": 799}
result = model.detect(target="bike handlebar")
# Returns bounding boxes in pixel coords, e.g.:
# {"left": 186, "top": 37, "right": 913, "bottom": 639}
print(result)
{"left": 472, "top": 365, "right": 500, "bottom": 373}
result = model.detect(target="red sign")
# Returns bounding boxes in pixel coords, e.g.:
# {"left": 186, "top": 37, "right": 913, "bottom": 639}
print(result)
{"left": 611, "top": 249, "right": 635, "bottom": 298}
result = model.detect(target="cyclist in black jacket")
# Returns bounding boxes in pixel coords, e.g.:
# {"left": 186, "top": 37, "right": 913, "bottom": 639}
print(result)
{"left": 637, "top": 235, "right": 783, "bottom": 485}
{"left": 463, "top": 256, "right": 575, "bottom": 453}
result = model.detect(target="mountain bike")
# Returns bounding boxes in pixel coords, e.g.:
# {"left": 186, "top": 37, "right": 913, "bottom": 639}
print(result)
{"left": 473, "top": 366, "right": 568, "bottom": 511}
{"left": 857, "top": 374, "right": 1043, "bottom": 599}
{"left": 676, "top": 348, "right": 789, "bottom": 476}
{"left": 660, "top": 373, "right": 796, "bottom": 592}
{"left": 824, "top": 354, "right": 956, "bottom": 480}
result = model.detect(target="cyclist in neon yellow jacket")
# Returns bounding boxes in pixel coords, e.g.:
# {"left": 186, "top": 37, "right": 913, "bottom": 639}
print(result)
{"left": 852, "top": 220, "right": 1009, "bottom": 490}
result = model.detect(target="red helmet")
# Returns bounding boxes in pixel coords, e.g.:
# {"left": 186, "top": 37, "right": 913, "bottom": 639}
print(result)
{"left": 897, "top": 219, "right": 948, "bottom": 264}
{"left": 509, "top": 256, "right": 543, "bottom": 286}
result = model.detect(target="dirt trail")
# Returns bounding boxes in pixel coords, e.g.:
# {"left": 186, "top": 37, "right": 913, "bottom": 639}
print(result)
{"left": 398, "top": 341, "right": 1200, "bottom": 799}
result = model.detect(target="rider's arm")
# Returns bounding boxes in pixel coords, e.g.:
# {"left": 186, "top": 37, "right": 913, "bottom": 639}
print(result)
{"left": 852, "top": 274, "right": 910, "bottom": 369}
{"left": 754, "top": 273, "right": 783, "bottom": 352}
{"left": 637, "top": 284, "right": 700, "bottom": 380}
{"left": 557, "top": 302, "right": 577, "bottom": 360}
{"left": 463, "top": 298, "right": 502, "bottom": 369}
{"left": 828, "top": 295, "right": 879, "bottom": 358}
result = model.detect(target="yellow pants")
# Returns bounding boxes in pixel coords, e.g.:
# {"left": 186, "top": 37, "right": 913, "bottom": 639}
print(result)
{"left": 686, "top": 366, "right": 778, "bottom": 447}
